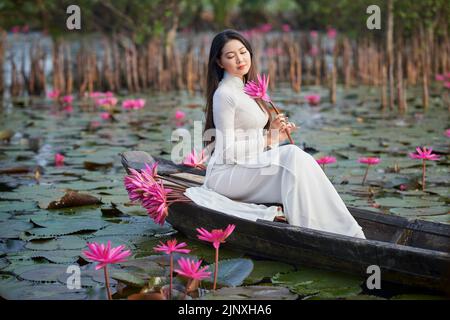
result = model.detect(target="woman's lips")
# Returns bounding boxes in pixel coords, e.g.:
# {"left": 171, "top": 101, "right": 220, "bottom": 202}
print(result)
{"left": 237, "top": 65, "right": 246, "bottom": 70}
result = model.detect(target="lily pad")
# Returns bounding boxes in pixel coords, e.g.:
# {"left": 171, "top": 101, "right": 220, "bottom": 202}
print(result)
{"left": 244, "top": 260, "right": 295, "bottom": 285}
{"left": 271, "top": 267, "right": 363, "bottom": 299}
{"left": 390, "top": 207, "right": 449, "bottom": 217}
{"left": 204, "top": 259, "right": 254, "bottom": 287}
{"left": 200, "top": 285, "right": 298, "bottom": 300}
{"left": 374, "top": 197, "right": 444, "bottom": 208}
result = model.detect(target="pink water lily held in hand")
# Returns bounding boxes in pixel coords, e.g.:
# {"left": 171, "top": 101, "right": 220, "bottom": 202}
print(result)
{"left": 82, "top": 241, "right": 131, "bottom": 300}
{"left": 174, "top": 257, "right": 211, "bottom": 281}
{"left": 197, "top": 224, "right": 235, "bottom": 291}
{"left": 409, "top": 147, "right": 440, "bottom": 191}
{"left": 244, "top": 73, "right": 271, "bottom": 102}
{"left": 182, "top": 149, "right": 208, "bottom": 169}
{"left": 55, "top": 153, "right": 65, "bottom": 166}
{"left": 358, "top": 157, "right": 381, "bottom": 185}
{"left": 306, "top": 94, "right": 321, "bottom": 106}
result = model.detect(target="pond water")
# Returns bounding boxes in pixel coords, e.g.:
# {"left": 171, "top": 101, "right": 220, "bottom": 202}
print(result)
{"left": 0, "top": 84, "right": 448, "bottom": 300}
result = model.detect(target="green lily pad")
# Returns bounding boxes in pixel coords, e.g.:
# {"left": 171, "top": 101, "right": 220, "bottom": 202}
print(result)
{"left": 204, "top": 258, "right": 254, "bottom": 287}
{"left": 374, "top": 197, "right": 444, "bottom": 208}
{"left": 0, "top": 220, "right": 34, "bottom": 238}
{"left": 271, "top": 267, "right": 363, "bottom": 299}
{"left": 111, "top": 271, "right": 147, "bottom": 287}
{"left": 390, "top": 207, "right": 449, "bottom": 217}
{"left": 18, "top": 264, "right": 69, "bottom": 282}
{"left": 200, "top": 285, "right": 298, "bottom": 300}
{"left": 244, "top": 260, "right": 295, "bottom": 285}
{"left": 25, "top": 236, "right": 87, "bottom": 251}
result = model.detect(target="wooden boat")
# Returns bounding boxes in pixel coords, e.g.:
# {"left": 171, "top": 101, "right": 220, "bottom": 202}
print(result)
{"left": 120, "top": 151, "right": 450, "bottom": 294}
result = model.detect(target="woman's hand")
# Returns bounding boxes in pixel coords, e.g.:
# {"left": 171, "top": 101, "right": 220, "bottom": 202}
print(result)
{"left": 267, "top": 114, "right": 299, "bottom": 146}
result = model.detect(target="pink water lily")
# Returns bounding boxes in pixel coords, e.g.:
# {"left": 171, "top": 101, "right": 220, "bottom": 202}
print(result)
{"left": 409, "top": 147, "right": 440, "bottom": 190}
{"left": 82, "top": 241, "right": 131, "bottom": 300}
{"left": 259, "top": 23, "right": 272, "bottom": 33}
{"left": 47, "top": 90, "right": 60, "bottom": 100}
{"left": 327, "top": 28, "right": 337, "bottom": 39}
{"left": 306, "top": 94, "right": 321, "bottom": 106}
{"left": 154, "top": 239, "right": 190, "bottom": 299}
{"left": 174, "top": 257, "right": 211, "bottom": 281}
{"left": 55, "top": 153, "right": 65, "bottom": 166}
{"left": 175, "top": 110, "right": 186, "bottom": 120}
{"left": 100, "top": 112, "right": 111, "bottom": 120}
{"left": 63, "top": 105, "right": 73, "bottom": 113}
{"left": 316, "top": 156, "right": 336, "bottom": 172}
{"left": 310, "top": 46, "right": 320, "bottom": 57}
{"left": 196, "top": 224, "right": 235, "bottom": 290}
{"left": 358, "top": 157, "right": 381, "bottom": 185}
{"left": 154, "top": 239, "right": 191, "bottom": 255}
{"left": 122, "top": 99, "right": 146, "bottom": 110}
{"left": 124, "top": 163, "right": 159, "bottom": 202}
{"left": 244, "top": 74, "right": 271, "bottom": 102}
{"left": 142, "top": 181, "right": 173, "bottom": 225}
{"left": 435, "top": 74, "right": 445, "bottom": 81}
{"left": 444, "top": 82, "right": 450, "bottom": 89}
{"left": 124, "top": 162, "right": 191, "bottom": 226}
{"left": 244, "top": 74, "right": 295, "bottom": 146}
{"left": 282, "top": 24, "right": 291, "bottom": 32}
{"left": 182, "top": 149, "right": 208, "bottom": 170}
{"left": 445, "top": 129, "right": 450, "bottom": 138}
{"left": 62, "top": 95, "right": 73, "bottom": 104}
{"left": 96, "top": 97, "right": 118, "bottom": 108}
{"left": 310, "top": 30, "right": 318, "bottom": 38}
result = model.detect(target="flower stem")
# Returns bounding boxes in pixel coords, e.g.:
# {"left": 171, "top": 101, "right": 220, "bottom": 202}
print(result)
{"left": 157, "top": 175, "right": 189, "bottom": 188}
{"left": 213, "top": 247, "right": 219, "bottom": 291}
{"left": 269, "top": 101, "right": 294, "bottom": 144}
{"left": 103, "top": 266, "right": 112, "bottom": 300}
{"left": 321, "top": 164, "right": 325, "bottom": 171}
{"left": 422, "top": 160, "right": 426, "bottom": 191}
{"left": 169, "top": 254, "right": 173, "bottom": 300}
{"left": 362, "top": 165, "right": 370, "bottom": 186}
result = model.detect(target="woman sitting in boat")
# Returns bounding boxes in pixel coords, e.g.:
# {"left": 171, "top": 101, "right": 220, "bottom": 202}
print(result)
{"left": 202, "top": 29, "right": 366, "bottom": 239}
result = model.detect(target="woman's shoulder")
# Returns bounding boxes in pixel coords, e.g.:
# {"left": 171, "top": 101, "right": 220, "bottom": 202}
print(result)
{"left": 213, "top": 83, "right": 237, "bottom": 106}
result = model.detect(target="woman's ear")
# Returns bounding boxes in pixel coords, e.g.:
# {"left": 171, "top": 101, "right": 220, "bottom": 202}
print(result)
{"left": 216, "top": 59, "right": 223, "bottom": 69}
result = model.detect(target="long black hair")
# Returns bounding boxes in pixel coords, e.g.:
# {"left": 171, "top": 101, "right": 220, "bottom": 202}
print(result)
{"left": 203, "top": 29, "right": 271, "bottom": 150}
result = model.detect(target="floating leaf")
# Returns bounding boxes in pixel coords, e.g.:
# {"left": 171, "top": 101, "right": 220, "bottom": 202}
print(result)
{"left": 271, "top": 267, "right": 363, "bottom": 299}
{"left": 244, "top": 260, "right": 295, "bottom": 285}
{"left": 200, "top": 285, "right": 298, "bottom": 300}
{"left": 204, "top": 259, "right": 254, "bottom": 287}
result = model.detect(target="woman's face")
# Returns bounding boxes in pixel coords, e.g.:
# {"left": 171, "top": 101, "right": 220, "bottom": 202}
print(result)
{"left": 217, "top": 39, "right": 251, "bottom": 79}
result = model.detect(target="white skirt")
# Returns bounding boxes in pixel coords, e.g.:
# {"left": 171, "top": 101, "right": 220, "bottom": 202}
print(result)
{"left": 203, "top": 144, "right": 366, "bottom": 239}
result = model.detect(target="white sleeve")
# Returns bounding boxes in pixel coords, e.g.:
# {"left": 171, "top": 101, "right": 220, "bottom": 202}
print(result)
{"left": 213, "top": 90, "right": 266, "bottom": 165}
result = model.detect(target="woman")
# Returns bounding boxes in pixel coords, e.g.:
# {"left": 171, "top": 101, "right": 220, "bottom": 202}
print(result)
{"left": 202, "top": 29, "right": 365, "bottom": 239}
